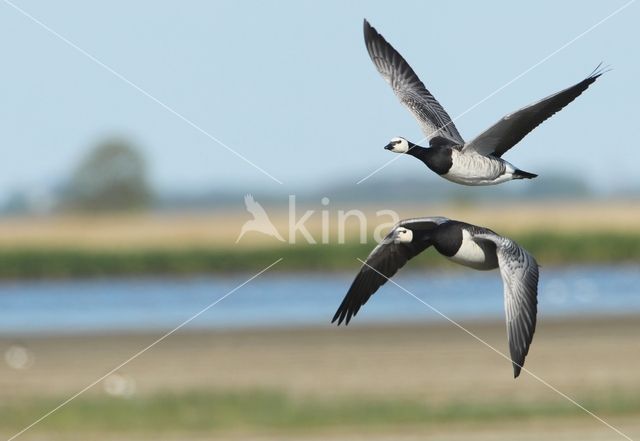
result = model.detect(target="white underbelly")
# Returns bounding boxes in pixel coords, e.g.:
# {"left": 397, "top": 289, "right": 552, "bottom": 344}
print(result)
{"left": 443, "top": 172, "right": 513, "bottom": 186}
{"left": 443, "top": 152, "right": 512, "bottom": 186}
{"left": 447, "top": 232, "right": 494, "bottom": 270}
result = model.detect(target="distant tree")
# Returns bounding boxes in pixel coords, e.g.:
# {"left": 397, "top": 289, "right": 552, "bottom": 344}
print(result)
{"left": 62, "top": 139, "right": 152, "bottom": 212}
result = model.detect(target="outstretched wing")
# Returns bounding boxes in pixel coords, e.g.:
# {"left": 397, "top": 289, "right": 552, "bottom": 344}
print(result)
{"left": 364, "top": 20, "right": 464, "bottom": 145}
{"left": 463, "top": 66, "right": 605, "bottom": 157}
{"left": 475, "top": 234, "right": 539, "bottom": 378}
{"left": 332, "top": 217, "right": 448, "bottom": 325}
{"left": 244, "top": 194, "right": 269, "bottom": 220}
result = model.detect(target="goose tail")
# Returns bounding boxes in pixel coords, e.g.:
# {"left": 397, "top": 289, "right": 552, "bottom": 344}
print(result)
{"left": 513, "top": 169, "right": 538, "bottom": 180}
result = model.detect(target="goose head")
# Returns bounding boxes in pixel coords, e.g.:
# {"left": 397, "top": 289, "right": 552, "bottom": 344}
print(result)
{"left": 384, "top": 137, "right": 410, "bottom": 153}
{"left": 393, "top": 227, "right": 413, "bottom": 244}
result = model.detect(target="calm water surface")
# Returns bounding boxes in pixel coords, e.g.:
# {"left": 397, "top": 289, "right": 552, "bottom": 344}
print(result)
{"left": 0, "top": 265, "right": 637, "bottom": 334}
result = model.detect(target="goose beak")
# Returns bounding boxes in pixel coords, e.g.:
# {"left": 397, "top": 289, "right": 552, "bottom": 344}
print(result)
{"left": 384, "top": 143, "right": 394, "bottom": 151}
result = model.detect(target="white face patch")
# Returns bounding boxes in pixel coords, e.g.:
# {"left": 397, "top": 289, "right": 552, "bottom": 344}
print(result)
{"left": 388, "top": 137, "right": 409, "bottom": 153}
{"left": 394, "top": 227, "right": 413, "bottom": 244}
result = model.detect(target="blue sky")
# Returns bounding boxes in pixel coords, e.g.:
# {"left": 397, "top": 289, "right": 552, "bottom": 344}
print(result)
{"left": 0, "top": 0, "right": 638, "bottom": 201}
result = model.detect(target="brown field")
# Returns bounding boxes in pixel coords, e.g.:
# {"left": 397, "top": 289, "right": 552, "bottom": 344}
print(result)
{"left": 1, "top": 316, "right": 639, "bottom": 440}
{"left": 0, "top": 200, "right": 638, "bottom": 250}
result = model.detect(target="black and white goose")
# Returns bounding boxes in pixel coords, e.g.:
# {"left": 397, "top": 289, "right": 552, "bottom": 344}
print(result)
{"left": 332, "top": 217, "right": 539, "bottom": 378}
{"left": 364, "top": 19, "right": 605, "bottom": 186}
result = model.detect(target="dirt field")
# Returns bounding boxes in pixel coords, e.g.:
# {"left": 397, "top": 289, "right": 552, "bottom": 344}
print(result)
{"left": 0, "top": 200, "right": 638, "bottom": 250}
{"left": 1, "top": 316, "right": 638, "bottom": 440}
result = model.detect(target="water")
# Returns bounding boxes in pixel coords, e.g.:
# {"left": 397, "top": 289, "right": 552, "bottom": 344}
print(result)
{"left": 0, "top": 265, "right": 637, "bottom": 335}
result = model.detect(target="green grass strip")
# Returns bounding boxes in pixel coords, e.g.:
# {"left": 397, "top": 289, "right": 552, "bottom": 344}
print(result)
{"left": 0, "top": 231, "right": 638, "bottom": 278}
{"left": 1, "top": 389, "right": 639, "bottom": 433}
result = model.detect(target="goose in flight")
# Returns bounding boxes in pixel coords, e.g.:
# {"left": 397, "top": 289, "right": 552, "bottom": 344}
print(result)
{"left": 332, "top": 216, "right": 539, "bottom": 378}
{"left": 364, "top": 19, "right": 605, "bottom": 186}
{"left": 235, "top": 194, "right": 285, "bottom": 243}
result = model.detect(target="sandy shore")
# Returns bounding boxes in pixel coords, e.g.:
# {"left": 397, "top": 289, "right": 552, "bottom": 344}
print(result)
{"left": 1, "top": 315, "right": 639, "bottom": 440}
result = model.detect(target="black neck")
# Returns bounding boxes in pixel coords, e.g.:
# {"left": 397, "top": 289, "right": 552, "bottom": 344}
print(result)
{"left": 405, "top": 143, "right": 430, "bottom": 162}
{"left": 405, "top": 144, "right": 453, "bottom": 176}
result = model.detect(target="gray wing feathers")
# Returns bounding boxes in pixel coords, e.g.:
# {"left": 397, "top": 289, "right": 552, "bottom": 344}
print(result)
{"left": 364, "top": 20, "right": 464, "bottom": 144}
{"left": 475, "top": 234, "right": 539, "bottom": 378}
{"left": 463, "top": 69, "right": 604, "bottom": 157}
{"left": 496, "top": 239, "right": 539, "bottom": 378}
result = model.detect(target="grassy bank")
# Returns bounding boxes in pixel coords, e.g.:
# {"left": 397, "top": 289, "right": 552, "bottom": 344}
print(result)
{"left": 2, "top": 388, "right": 639, "bottom": 435}
{"left": 0, "top": 231, "right": 638, "bottom": 278}
{"left": 2, "top": 318, "right": 639, "bottom": 440}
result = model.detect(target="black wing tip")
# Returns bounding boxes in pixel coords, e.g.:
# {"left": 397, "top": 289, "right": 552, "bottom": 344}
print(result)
{"left": 512, "top": 353, "right": 527, "bottom": 378}
{"left": 363, "top": 19, "right": 380, "bottom": 42}
{"left": 363, "top": 18, "right": 374, "bottom": 32}
{"left": 332, "top": 300, "right": 357, "bottom": 326}
{"left": 588, "top": 62, "right": 612, "bottom": 80}
{"left": 513, "top": 363, "right": 522, "bottom": 378}
{"left": 363, "top": 19, "right": 391, "bottom": 51}
{"left": 331, "top": 309, "right": 352, "bottom": 326}
{"left": 511, "top": 329, "right": 536, "bottom": 379}
{"left": 363, "top": 18, "right": 372, "bottom": 35}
